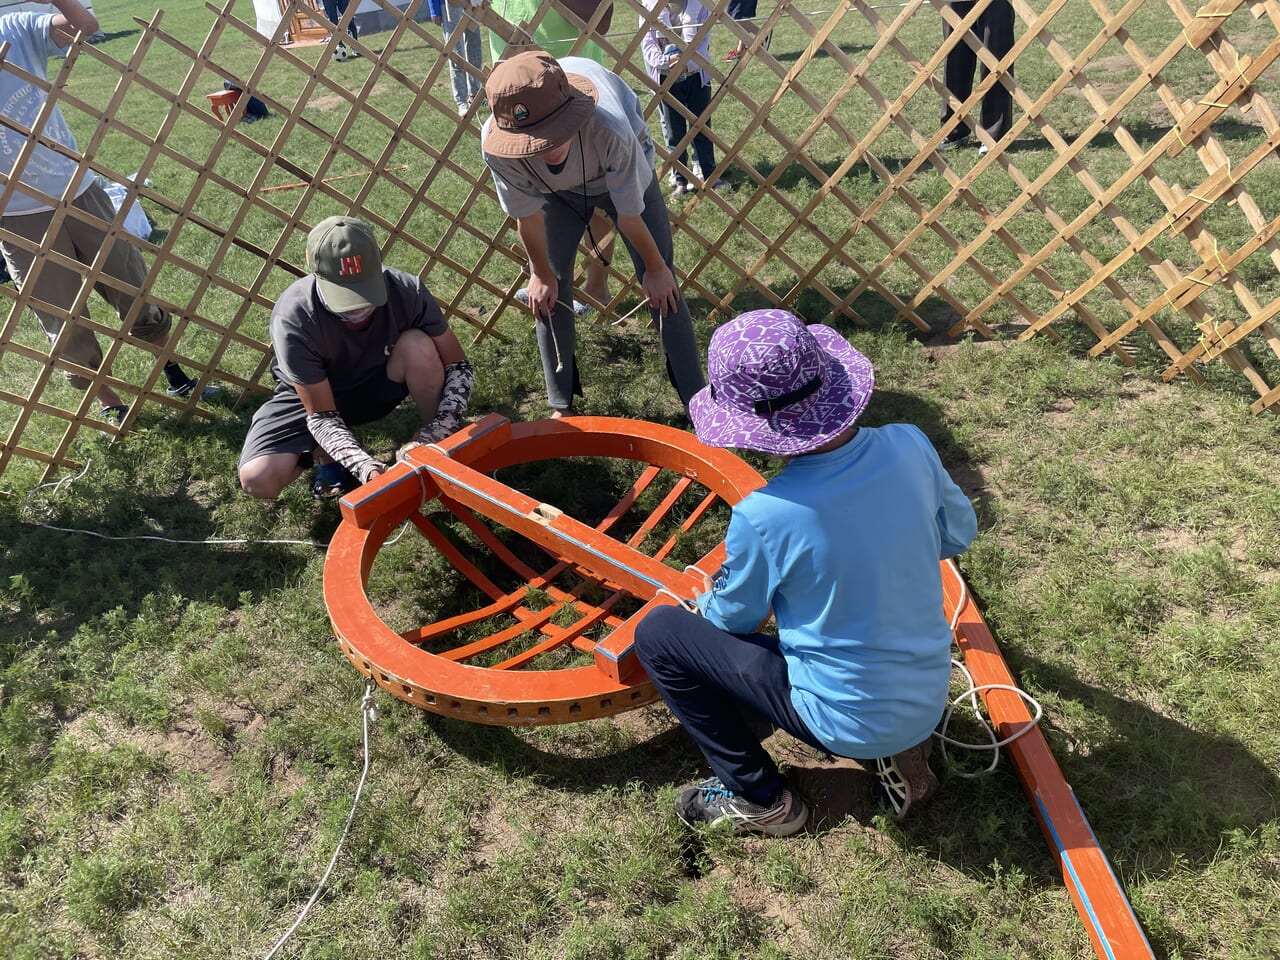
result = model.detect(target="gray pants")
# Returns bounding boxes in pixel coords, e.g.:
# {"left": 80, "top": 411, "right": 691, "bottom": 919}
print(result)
{"left": 0, "top": 182, "right": 170, "bottom": 390}
{"left": 440, "top": 3, "right": 482, "bottom": 106}
{"left": 536, "top": 175, "right": 705, "bottom": 410}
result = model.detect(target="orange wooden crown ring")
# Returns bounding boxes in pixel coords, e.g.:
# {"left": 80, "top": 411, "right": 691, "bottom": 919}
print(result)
{"left": 322, "top": 414, "right": 766, "bottom": 726}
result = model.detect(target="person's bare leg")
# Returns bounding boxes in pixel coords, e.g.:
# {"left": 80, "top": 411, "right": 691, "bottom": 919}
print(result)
{"left": 239, "top": 451, "right": 312, "bottom": 500}
{"left": 386, "top": 328, "right": 445, "bottom": 428}
{"left": 97, "top": 384, "right": 125, "bottom": 409}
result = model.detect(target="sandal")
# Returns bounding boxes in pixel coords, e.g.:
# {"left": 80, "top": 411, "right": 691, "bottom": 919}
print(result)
{"left": 310, "top": 461, "right": 357, "bottom": 500}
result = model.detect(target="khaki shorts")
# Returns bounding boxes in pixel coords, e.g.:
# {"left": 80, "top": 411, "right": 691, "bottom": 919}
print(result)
{"left": 0, "top": 182, "right": 170, "bottom": 389}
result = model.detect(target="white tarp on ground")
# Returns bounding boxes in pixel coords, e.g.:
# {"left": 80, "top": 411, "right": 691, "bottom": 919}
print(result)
{"left": 253, "top": 0, "right": 283, "bottom": 38}
{"left": 251, "top": 1, "right": 414, "bottom": 40}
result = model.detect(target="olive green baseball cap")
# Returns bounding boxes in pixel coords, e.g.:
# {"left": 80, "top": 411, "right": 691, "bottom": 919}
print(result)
{"left": 306, "top": 215, "right": 387, "bottom": 312}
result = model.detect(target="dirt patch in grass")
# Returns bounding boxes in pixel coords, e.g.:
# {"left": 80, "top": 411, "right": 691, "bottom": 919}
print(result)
{"left": 771, "top": 732, "right": 879, "bottom": 828}
{"left": 66, "top": 711, "right": 235, "bottom": 791}
{"left": 920, "top": 338, "right": 1008, "bottom": 361}
{"left": 308, "top": 79, "right": 399, "bottom": 112}
{"left": 62, "top": 695, "right": 271, "bottom": 793}
{"left": 470, "top": 805, "right": 528, "bottom": 869}
{"left": 611, "top": 700, "right": 679, "bottom": 744}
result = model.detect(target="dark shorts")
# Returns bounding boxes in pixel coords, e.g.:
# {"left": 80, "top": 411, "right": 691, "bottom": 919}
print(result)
{"left": 237, "top": 373, "right": 408, "bottom": 469}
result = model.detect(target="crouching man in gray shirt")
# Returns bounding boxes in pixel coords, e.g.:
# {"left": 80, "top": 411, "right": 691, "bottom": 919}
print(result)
{"left": 238, "top": 216, "right": 473, "bottom": 499}
{"left": 481, "top": 51, "right": 705, "bottom": 417}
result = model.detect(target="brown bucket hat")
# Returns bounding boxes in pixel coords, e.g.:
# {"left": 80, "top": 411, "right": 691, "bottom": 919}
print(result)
{"left": 483, "top": 51, "right": 598, "bottom": 158}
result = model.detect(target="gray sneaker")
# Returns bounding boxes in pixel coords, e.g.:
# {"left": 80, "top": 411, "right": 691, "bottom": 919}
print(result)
{"left": 675, "top": 777, "right": 808, "bottom": 836}
{"left": 874, "top": 738, "right": 939, "bottom": 819}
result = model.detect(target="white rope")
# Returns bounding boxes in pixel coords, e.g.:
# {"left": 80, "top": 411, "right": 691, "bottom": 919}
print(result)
{"left": 262, "top": 684, "right": 380, "bottom": 960}
{"left": 936, "top": 558, "right": 1044, "bottom": 777}
{"left": 655, "top": 584, "right": 699, "bottom": 612}
{"left": 609, "top": 298, "right": 653, "bottom": 327}
{"left": 19, "top": 458, "right": 431, "bottom": 550}
{"left": 682, "top": 563, "right": 709, "bottom": 582}
{"left": 549, "top": 316, "right": 566, "bottom": 373}
{"left": 21, "top": 460, "right": 324, "bottom": 547}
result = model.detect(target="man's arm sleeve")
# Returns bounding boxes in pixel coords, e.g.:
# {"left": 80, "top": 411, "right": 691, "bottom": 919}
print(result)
{"left": 484, "top": 153, "right": 547, "bottom": 219}
{"left": 407, "top": 278, "right": 449, "bottom": 336}
{"left": 603, "top": 131, "right": 653, "bottom": 217}
{"left": 696, "top": 513, "right": 775, "bottom": 632}
{"left": 937, "top": 474, "right": 978, "bottom": 559}
{"left": 420, "top": 359, "right": 475, "bottom": 442}
{"left": 306, "top": 410, "right": 382, "bottom": 483}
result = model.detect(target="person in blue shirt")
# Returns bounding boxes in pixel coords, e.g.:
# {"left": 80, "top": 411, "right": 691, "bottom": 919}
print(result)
{"left": 634, "top": 308, "right": 978, "bottom": 835}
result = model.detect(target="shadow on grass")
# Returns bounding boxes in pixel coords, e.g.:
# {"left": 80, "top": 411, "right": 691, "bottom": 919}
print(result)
{"left": 0, "top": 404, "right": 317, "bottom": 654}
{"left": 90, "top": 28, "right": 140, "bottom": 44}
{"left": 726, "top": 112, "right": 1268, "bottom": 205}
{"left": 745, "top": 152, "right": 913, "bottom": 191}
{"left": 766, "top": 40, "right": 875, "bottom": 65}
{"left": 424, "top": 711, "right": 703, "bottom": 793}
{"left": 1011, "top": 651, "right": 1280, "bottom": 873}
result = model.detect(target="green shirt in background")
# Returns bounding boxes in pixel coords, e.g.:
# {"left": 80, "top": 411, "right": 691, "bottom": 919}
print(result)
{"left": 488, "top": 0, "right": 606, "bottom": 63}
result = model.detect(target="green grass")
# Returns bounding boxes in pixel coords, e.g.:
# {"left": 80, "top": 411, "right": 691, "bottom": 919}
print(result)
{"left": 4, "top": 333, "right": 1279, "bottom": 959}
{"left": 2, "top": 1, "right": 1280, "bottom": 958}
{"left": 6, "top": 0, "right": 1280, "bottom": 479}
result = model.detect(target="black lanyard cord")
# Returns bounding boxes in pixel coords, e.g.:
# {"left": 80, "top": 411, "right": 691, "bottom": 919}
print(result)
{"left": 521, "top": 133, "right": 610, "bottom": 267}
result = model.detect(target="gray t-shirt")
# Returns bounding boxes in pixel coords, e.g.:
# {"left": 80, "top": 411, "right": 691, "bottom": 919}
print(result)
{"left": 0, "top": 13, "right": 91, "bottom": 215}
{"left": 482, "top": 57, "right": 656, "bottom": 219}
{"left": 269, "top": 267, "right": 447, "bottom": 393}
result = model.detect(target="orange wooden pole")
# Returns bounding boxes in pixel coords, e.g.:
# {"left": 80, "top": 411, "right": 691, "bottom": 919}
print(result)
{"left": 941, "top": 562, "right": 1155, "bottom": 960}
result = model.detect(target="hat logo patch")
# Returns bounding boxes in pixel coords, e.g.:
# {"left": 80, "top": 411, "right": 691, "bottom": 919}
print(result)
{"left": 512, "top": 103, "right": 529, "bottom": 122}
{"left": 339, "top": 254, "right": 363, "bottom": 277}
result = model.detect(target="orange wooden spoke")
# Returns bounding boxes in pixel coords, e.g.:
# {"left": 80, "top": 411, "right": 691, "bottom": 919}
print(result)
{"left": 650, "top": 487, "right": 723, "bottom": 563}
{"left": 431, "top": 498, "right": 631, "bottom": 646}
{"left": 408, "top": 511, "right": 507, "bottom": 600}
{"left": 623, "top": 475, "right": 694, "bottom": 551}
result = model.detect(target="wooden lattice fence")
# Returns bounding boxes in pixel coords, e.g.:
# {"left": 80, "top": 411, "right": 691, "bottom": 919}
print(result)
{"left": 2, "top": 0, "right": 1280, "bottom": 482}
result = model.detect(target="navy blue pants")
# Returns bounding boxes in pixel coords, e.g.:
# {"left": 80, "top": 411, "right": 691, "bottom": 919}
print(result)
{"left": 634, "top": 606, "right": 826, "bottom": 805}
{"left": 323, "top": 0, "right": 359, "bottom": 39}
{"left": 659, "top": 73, "right": 716, "bottom": 184}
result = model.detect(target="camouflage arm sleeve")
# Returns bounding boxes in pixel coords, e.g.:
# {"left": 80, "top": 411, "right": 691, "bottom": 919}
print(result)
{"left": 306, "top": 410, "right": 383, "bottom": 483}
{"left": 423, "top": 358, "right": 475, "bottom": 442}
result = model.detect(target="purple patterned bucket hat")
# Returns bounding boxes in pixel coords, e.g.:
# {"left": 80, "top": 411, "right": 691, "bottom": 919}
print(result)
{"left": 689, "top": 309, "right": 875, "bottom": 456}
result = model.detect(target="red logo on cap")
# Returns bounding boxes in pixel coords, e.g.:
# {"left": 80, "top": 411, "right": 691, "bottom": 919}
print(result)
{"left": 340, "top": 254, "right": 362, "bottom": 277}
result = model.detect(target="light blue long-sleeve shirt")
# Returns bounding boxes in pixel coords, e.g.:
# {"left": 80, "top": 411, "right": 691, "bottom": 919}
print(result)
{"left": 698, "top": 423, "right": 978, "bottom": 758}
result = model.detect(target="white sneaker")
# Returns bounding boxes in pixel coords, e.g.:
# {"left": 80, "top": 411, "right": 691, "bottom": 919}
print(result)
{"left": 457, "top": 102, "right": 469, "bottom": 117}
{"left": 691, "top": 161, "right": 704, "bottom": 180}
{"left": 978, "top": 143, "right": 990, "bottom": 157}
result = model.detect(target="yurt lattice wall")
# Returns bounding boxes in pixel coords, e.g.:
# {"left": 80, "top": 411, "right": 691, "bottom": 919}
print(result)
{"left": 2, "top": 0, "right": 1280, "bottom": 483}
